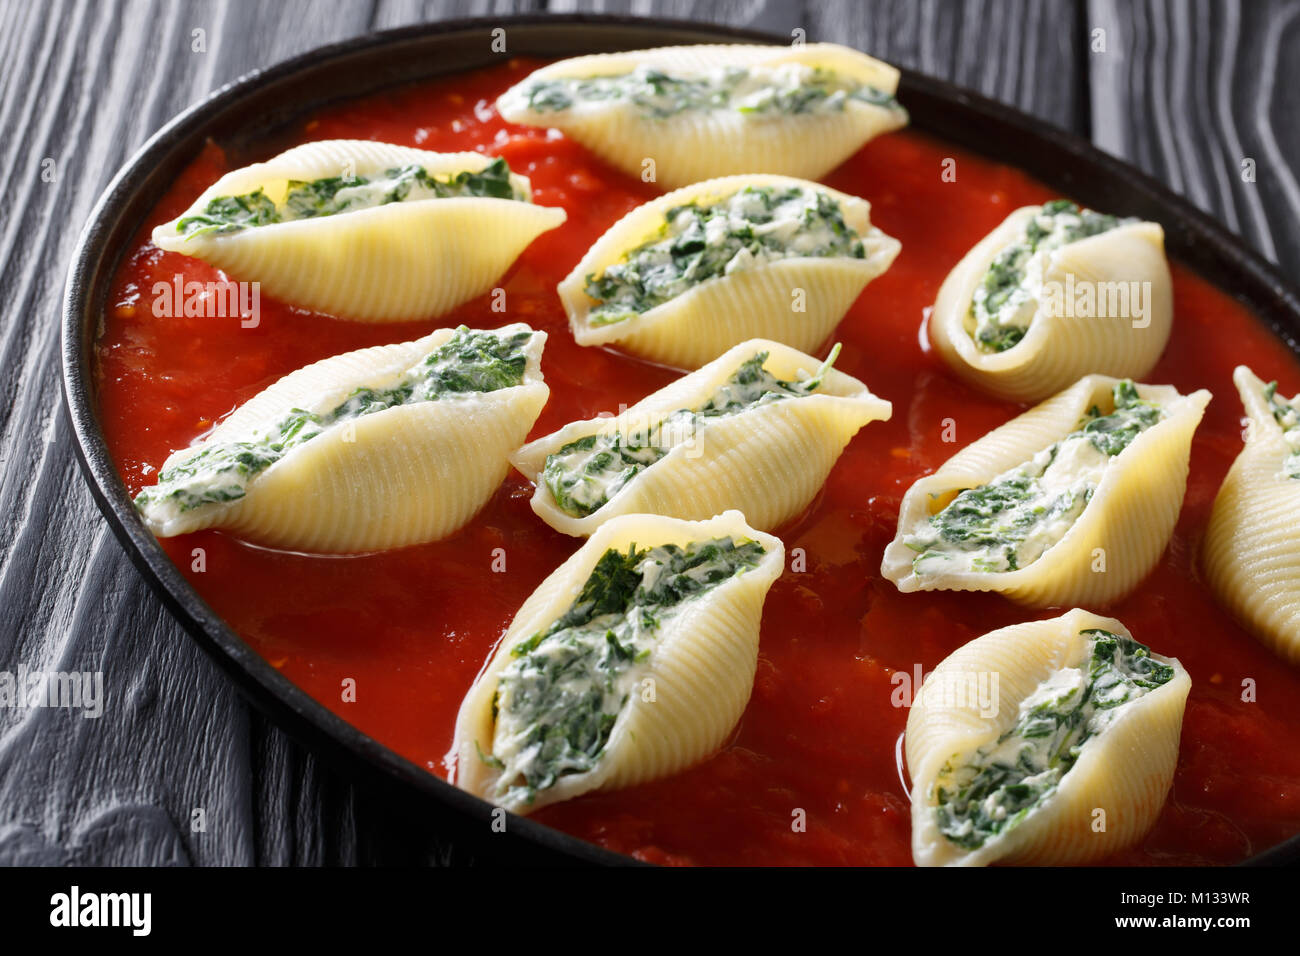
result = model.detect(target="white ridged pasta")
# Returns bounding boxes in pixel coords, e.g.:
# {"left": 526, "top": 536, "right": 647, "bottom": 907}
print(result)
{"left": 906, "top": 608, "right": 1190, "bottom": 866}
{"left": 1203, "top": 366, "right": 1300, "bottom": 664}
{"left": 452, "top": 510, "right": 784, "bottom": 814}
{"left": 135, "top": 325, "right": 548, "bottom": 553}
{"left": 559, "top": 175, "right": 899, "bottom": 369}
{"left": 152, "top": 140, "right": 566, "bottom": 321}
{"left": 929, "top": 206, "right": 1173, "bottom": 402}
{"left": 881, "top": 375, "right": 1210, "bottom": 607}
{"left": 497, "top": 43, "right": 907, "bottom": 188}
{"left": 510, "top": 339, "right": 891, "bottom": 536}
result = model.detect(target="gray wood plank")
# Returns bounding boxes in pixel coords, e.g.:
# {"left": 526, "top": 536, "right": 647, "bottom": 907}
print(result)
{"left": 806, "top": 0, "right": 1087, "bottom": 130}
{"left": 1088, "top": 0, "right": 1300, "bottom": 265}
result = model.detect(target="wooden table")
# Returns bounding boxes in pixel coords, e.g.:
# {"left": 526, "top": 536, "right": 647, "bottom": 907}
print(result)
{"left": 1, "top": 0, "right": 1295, "bottom": 865}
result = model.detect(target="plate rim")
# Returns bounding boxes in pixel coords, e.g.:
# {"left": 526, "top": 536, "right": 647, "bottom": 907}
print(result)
{"left": 60, "top": 11, "right": 1300, "bottom": 867}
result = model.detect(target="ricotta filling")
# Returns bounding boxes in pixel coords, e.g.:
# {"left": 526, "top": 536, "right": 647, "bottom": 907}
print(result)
{"left": 903, "top": 380, "right": 1163, "bottom": 576}
{"left": 174, "top": 157, "right": 526, "bottom": 238}
{"left": 541, "top": 346, "right": 840, "bottom": 518}
{"left": 134, "top": 326, "right": 536, "bottom": 525}
{"left": 932, "top": 628, "right": 1176, "bottom": 851}
{"left": 1262, "top": 380, "right": 1300, "bottom": 479}
{"left": 586, "top": 185, "right": 868, "bottom": 326}
{"left": 969, "top": 199, "right": 1138, "bottom": 353}
{"left": 520, "top": 63, "right": 902, "bottom": 119}
{"left": 486, "top": 535, "right": 767, "bottom": 805}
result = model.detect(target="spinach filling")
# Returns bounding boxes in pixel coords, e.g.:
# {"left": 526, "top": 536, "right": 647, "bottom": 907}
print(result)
{"left": 524, "top": 64, "right": 901, "bottom": 119}
{"left": 1262, "top": 380, "right": 1300, "bottom": 479}
{"left": 487, "top": 535, "right": 767, "bottom": 804}
{"left": 904, "top": 380, "right": 1162, "bottom": 575}
{"left": 134, "top": 326, "right": 534, "bottom": 516}
{"left": 586, "top": 186, "right": 865, "bottom": 326}
{"left": 176, "top": 157, "right": 523, "bottom": 238}
{"left": 934, "top": 628, "right": 1176, "bottom": 850}
{"left": 542, "top": 345, "right": 841, "bottom": 518}
{"left": 970, "top": 199, "right": 1138, "bottom": 353}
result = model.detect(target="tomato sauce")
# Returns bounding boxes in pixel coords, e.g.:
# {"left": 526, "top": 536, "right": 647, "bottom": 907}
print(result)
{"left": 94, "top": 59, "right": 1300, "bottom": 866}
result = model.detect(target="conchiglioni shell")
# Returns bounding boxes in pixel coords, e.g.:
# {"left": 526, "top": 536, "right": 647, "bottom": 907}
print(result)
{"left": 881, "top": 375, "right": 1210, "bottom": 607}
{"left": 930, "top": 206, "right": 1173, "bottom": 403}
{"left": 906, "top": 608, "right": 1190, "bottom": 866}
{"left": 137, "top": 324, "right": 548, "bottom": 553}
{"left": 511, "top": 339, "right": 891, "bottom": 536}
{"left": 497, "top": 43, "right": 906, "bottom": 189}
{"left": 152, "top": 140, "right": 566, "bottom": 321}
{"left": 1203, "top": 366, "right": 1300, "bottom": 664}
{"left": 452, "top": 510, "right": 784, "bottom": 814}
{"left": 559, "top": 175, "right": 899, "bottom": 369}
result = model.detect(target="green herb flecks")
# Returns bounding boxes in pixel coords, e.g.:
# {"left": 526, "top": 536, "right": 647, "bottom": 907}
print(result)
{"left": 134, "top": 326, "right": 535, "bottom": 517}
{"left": 542, "top": 345, "right": 842, "bottom": 518}
{"left": 176, "top": 157, "right": 523, "bottom": 238}
{"left": 487, "top": 535, "right": 767, "bottom": 804}
{"left": 904, "top": 380, "right": 1163, "bottom": 576}
{"left": 970, "top": 199, "right": 1138, "bottom": 353}
{"left": 1262, "top": 380, "right": 1300, "bottom": 479}
{"left": 523, "top": 64, "right": 901, "bottom": 120}
{"left": 934, "top": 628, "right": 1175, "bottom": 851}
{"left": 585, "top": 185, "right": 865, "bottom": 326}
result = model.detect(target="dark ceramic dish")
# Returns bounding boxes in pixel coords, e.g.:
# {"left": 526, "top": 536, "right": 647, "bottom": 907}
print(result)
{"left": 61, "top": 14, "right": 1300, "bottom": 866}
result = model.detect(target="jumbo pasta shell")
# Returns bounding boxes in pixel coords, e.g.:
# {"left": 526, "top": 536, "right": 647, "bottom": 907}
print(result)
{"left": 559, "top": 175, "right": 899, "bottom": 369}
{"left": 1203, "top": 366, "right": 1300, "bottom": 664}
{"left": 135, "top": 325, "right": 548, "bottom": 552}
{"left": 452, "top": 510, "right": 784, "bottom": 814}
{"left": 880, "top": 375, "right": 1210, "bottom": 607}
{"left": 497, "top": 43, "right": 906, "bottom": 188}
{"left": 511, "top": 339, "right": 891, "bottom": 536}
{"left": 906, "top": 608, "right": 1190, "bottom": 866}
{"left": 930, "top": 207, "right": 1173, "bottom": 402}
{"left": 152, "top": 140, "right": 566, "bottom": 321}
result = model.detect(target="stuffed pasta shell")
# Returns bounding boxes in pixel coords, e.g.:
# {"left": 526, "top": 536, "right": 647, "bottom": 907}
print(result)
{"left": 1203, "top": 366, "right": 1300, "bottom": 664}
{"left": 906, "top": 608, "right": 1190, "bottom": 866}
{"left": 497, "top": 43, "right": 907, "bottom": 189}
{"left": 559, "top": 175, "right": 899, "bottom": 369}
{"left": 152, "top": 140, "right": 566, "bottom": 321}
{"left": 929, "top": 201, "right": 1173, "bottom": 402}
{"left": 133, "top": 324, "right": 548, "bottom": 552}
{"left": 881, "top": 375, "right": 1210, "bottom": 607}
{"left": 511, "top": 339, "right": 891, "bottom": 536}
{"left": 452, "top": 510, "right": 784, "bottom": 814}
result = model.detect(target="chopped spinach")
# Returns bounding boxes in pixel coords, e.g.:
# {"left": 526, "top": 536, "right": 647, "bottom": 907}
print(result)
{"left": 905, "top": 380, "right": 1162, "bottom": 575}
{"left": 177, "top": 157, "right": 523, "bottom": 238}
{"left": 134, "top": 326, "right": 535, "bottom": 517}
{"left": 586, "top": 185, "right": 866, "bottom": 325}
{"left": 522, "top": 64, "right": 901, "bottom": 120}
{"left": 934, "top": 628, "right": 1175, "bottom": 850}
{"left": 542, "top": 346, "right": 841, "bottom": 518}
{"left": 1262, "top": 379, "right": 1300, "bottom": 479}
{"left": 488, "top": 535, "right": 767, "bottom": 804}
{"left": 970, "top": 199, "right": 1137, "bottom": 353}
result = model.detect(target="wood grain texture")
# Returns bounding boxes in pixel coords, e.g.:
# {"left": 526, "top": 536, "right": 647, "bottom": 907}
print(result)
{"left": 1088, "top": 0, "right": 1300, "bottom": 266}
{"left": 805, "top": 0, "right": 1087, "bottom": 130}
{"left": 0, "top": 0, "right": 1290, "bottom": 866}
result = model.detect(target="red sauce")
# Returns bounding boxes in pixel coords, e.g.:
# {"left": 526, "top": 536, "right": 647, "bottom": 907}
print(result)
{"left": 95, "top": 59, "right": 1300, "bottom": 866}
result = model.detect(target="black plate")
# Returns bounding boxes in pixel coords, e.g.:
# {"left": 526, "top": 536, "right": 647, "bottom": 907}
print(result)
{"left": 62, "top": 13, "right": 1300, "bottom": 866}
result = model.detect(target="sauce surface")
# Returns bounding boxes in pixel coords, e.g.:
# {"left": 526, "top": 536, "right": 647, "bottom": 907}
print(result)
{"left": 95, "top": 59, "right": 1300, "bottom": 866}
